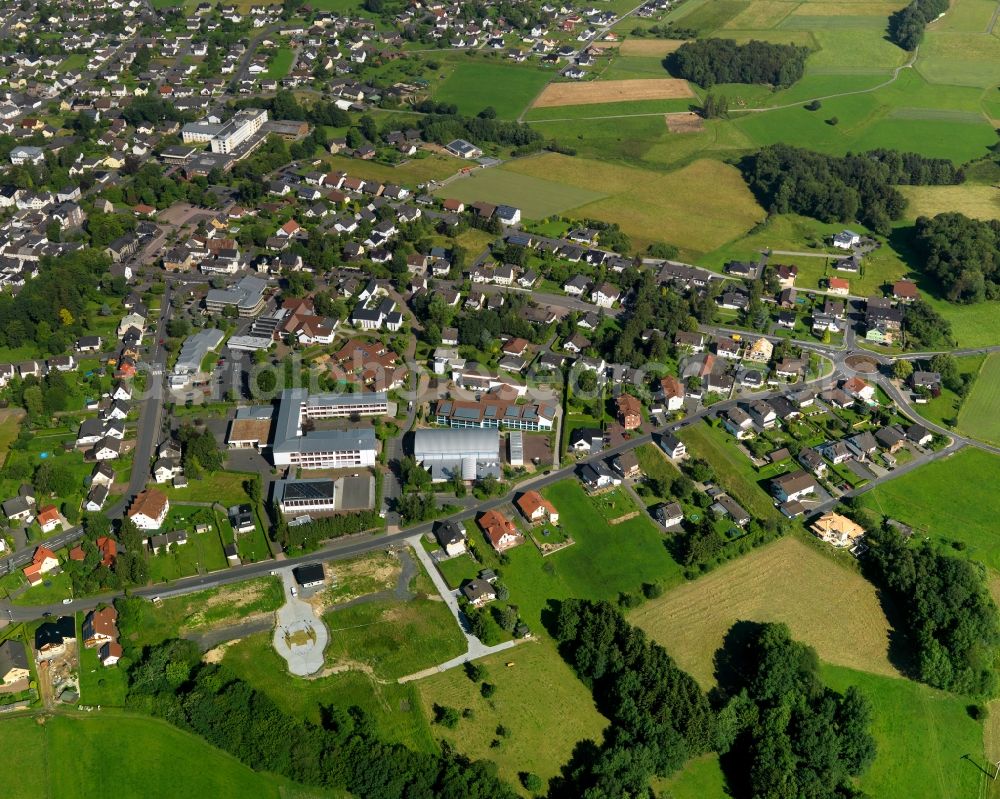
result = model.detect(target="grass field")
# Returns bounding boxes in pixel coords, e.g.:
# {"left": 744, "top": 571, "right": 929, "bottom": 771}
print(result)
{"left": 0, "top": 408, "right": 22, "bottom": 467}
{"left": 265, "top": 47, "right": 294, "bottom": 79}
{"left": 414, "top": 640, "right": 607, "bottom": 788}
{"left": 432, "top": 61, "right": 552, "bottom": 120}
{"left": 161, "top": 470, "right": 257, "bottom": 505}
{"left": 861, "top": 447, "right": 1000, "bottom": 571}
{"left": 223, "top": 631, "right": 437, "bottom": 751}
{"left": 654, "top": 754, "right": 728, "bottom": 799}
{"left": 629, "top": 536, "right": 896, "bottom": 687}
{"left": 900, "top": 185, "right": 1000, "bottom": 221}
{"left": 822, "top": 664, "right": 986, "bottom": 799}
{"left": 502, "top": 154, "right": 765, "bottom": 255}
{"left": 916, "top": 354, "right": 984, "bottom": 429}
{"left": 433, "top": 168, "right": 607, "bottom": 220}
{"left": 323, "top": 596, "right": 466, "bottom": 680}
{"left": 120, "top": 577, "right": 285, "bottom": 649}
{"left": 677, "top": 420, "right": 781, "bottom": 521}
{"left": 323, "top": 152, "right": 461, "bottom": 185}
{"left": 957, "top": 353, "right": 1000, "bottom": 444}
{"left": 524, "top": 97, "right": 696, "bottom": 120}
{"left": 0, "top": 712, "right": 337, "bottom": 799}
{"left": 484, "top": 479, "right": 685, "bottom": 628}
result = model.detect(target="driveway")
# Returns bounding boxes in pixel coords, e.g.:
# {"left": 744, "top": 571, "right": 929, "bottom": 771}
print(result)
{"left": 273, "top": 568, "right": 328, "bottom": 676}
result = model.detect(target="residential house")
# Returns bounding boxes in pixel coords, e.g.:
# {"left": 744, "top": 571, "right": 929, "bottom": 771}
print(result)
{"left": 127, "top": 489, "right": 170, "bottom": 530}
{"left": 434, "top": 520, "right": 467, "bottom": 557}
{"left": 461, "top": 578, "right": 496, "bottom": 608}
{"left": 659, "top": 432, "right": 686, "bottom": 460}
{"left": 515, "top": 490, "right": 559, "bottom": 525}
{"left": 771, "top": 470, "right": 817, "bottom": 503}
{"left": 478, "top": 510, "right": 521, "bottom": 552}
{"left": 23, "top": 546, "right": 58, "bottom": 585}
{"left": 615, "top": 393, "right": 642, "bottom": 430}
{"left": 811, "top": 512, "right": 865, "bottom": 548}
{"left": 652, "top": 502, "right": 684, "bottom": 528}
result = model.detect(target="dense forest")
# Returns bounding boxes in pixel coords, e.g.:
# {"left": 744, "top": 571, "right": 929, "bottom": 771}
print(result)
{"left": 913, "top": 212, "right": 1000, "bottom": 303}
{"left": 419, "top": 113, "right": 542, "bottom": 149}
{"left": 740, "top": 144, "right": 963, "bottom": 234}
{"left": 667, "top": 39, "right": 811, "bottom": 88}
{"left": 125, "top": 638, "right": 520, "bottom": 799}
{"left": 715, "top": 622, "right": 877, "bottom": 799}
{"left": 888, "top": 0, "right": 950, "bottom": 50}
{"left": 0, "top": 248, "right": 123, "bottom": 353}
{"left": 864, "top": 527, "right": 1000, "bottom": 695}
{"left": 551, "top": 599, "right": 716, "bottom": 795}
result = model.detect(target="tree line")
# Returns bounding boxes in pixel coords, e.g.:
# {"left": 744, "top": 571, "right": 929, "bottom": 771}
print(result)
{"left": 125, "top": 638, "right": 520, "bottom": 799}
{"left": 714, "top": 622, "right": 877, "bottom": 799}
{"left": 667, "top": 38, "right": 811, "bottom": 88}
{"left": 551, "top": 600, "right": 875, "bottom": 799}
{"left": 740, "top": 144, "right": 963, "bottom": 234}
{"left": 864, "top": 525, "right": 1000, "bottom": 695}
{"left": 913, "top": 212, "right": 1000, "bottom": 304}
{"left": 888, "top": 0, "right": 949, "bottom": 50}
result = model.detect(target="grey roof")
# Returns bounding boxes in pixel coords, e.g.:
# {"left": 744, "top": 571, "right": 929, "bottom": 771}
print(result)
{"left": 305, "top": 391, "right": 387, "bottom": 409}
{"left": 174, "top": 328, "right": 224, "bottom": 375}
{"left": 206, "top": 276, "right": 267, "bottom": 310}
{"left": 0, "top": 639, "right": 28, "bottom": 678}
{"left": 413, "top": 428, "right": 500, "bottom": 462}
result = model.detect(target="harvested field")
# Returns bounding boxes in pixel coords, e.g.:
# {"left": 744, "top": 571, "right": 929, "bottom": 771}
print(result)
{"left": 629, "top": 536, "right": 898, "bottom": 688}
{"left": 618, "top": 38, "right": 691, "bottom": 56}
{"left": 532, "top": 78, "right": 693, "bottom": 108}
{"left": 900, "top": 184, "right": 1000, "bottom": 221}
{"left": 666, "top": 112, "right": 705, "bottom": 132}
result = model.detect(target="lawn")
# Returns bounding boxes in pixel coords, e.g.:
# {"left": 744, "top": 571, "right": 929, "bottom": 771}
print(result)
{"left": 323, "top": 595, "right": 466, "bottom": 681}
{"left": 223, "top": 630, "right": 438, "bottom": 752}
{"left": 956, "top": 353, "right": 1000, "bottom": 445}
{"left": 265, "top": 46, "right": 295, "bottom": 79}
{"left": 653, "top": 754, "right": 728, "bottom": 799}
{"left": 629, "top": 536, "right": 897, "bottom": 688}
{"left": 915, "top": 355, "right": 984, "bottom": 430}
{"left": 432, "top": 168, "right": 607, "bottom": 221}
{"left": 634, "top": 442, "right": 681, "bottom": 506}
{"left": 323, "top": 153, "right": 461, "bottom": 185}
{"left": 119, "top": 577, "right": 284, "bottom": 650}
{"left": 414, "top": 639, "right": 608, "bottom": 790}
{"left": 822, "top": 664, "right": 986, "bottom": 799}
{"left": 677, "top": 420, "right": 782, "bottom": 521}
{"left": 502, "top": 154, "right": 766, "bottom": 257}
{"left": 12, "top": 568, "right": 73, "bottom": 606}
{"left": 161, "top": 470, "right": 257, "bottom": 505}
{"left": 78, "top": 629, "right": 128, "bottom": 707}
{"left": 146, "top": 509, "right": 229, "bottom": 583}
{"left": 860, "top": 447, "right": 1000, "bottom": 572}
{"left": 431, "top": 60, "right": 553, "bottom": 120}
{"left": 0, "top": 712, "right": 338, "bottom": 799}
{"left": 494, "top": 479, "right": 685, "bottom": 628}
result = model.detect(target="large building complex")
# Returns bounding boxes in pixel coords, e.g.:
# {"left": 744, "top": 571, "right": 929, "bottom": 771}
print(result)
{"left": 434, "top": 398, "right": 554, "bottom": 431}
{"left": 303, "top": 391, "right": 389, "bottom": 419}
{"left": 412, "top": 428, "right": 501, "bottom": 482}
{"left": 205, "top": 275, "right": 268, "bottom": 317}
{"left": 182, "top": 109, "right": 268, "bottom": 154}
{"left": 169, "top": 328, "right": 224, "bottom": 389}
{"left": 270, "top": 388, "right": 377, "bottom": 469}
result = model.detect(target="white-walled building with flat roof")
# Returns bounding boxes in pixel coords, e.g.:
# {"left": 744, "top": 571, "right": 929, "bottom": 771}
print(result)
{"left": 270, "top": 388, "right": 377, "bottom": 469}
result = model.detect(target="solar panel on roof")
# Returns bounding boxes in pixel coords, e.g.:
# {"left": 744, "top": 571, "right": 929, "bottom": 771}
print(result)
{"left": 284, "top": 481, "right": 335, "bottom": 501}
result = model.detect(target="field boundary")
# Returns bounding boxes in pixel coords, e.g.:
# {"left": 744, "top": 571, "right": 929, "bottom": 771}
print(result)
{"left": 532, "top": 78, "right": 694, "bottom": 108}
